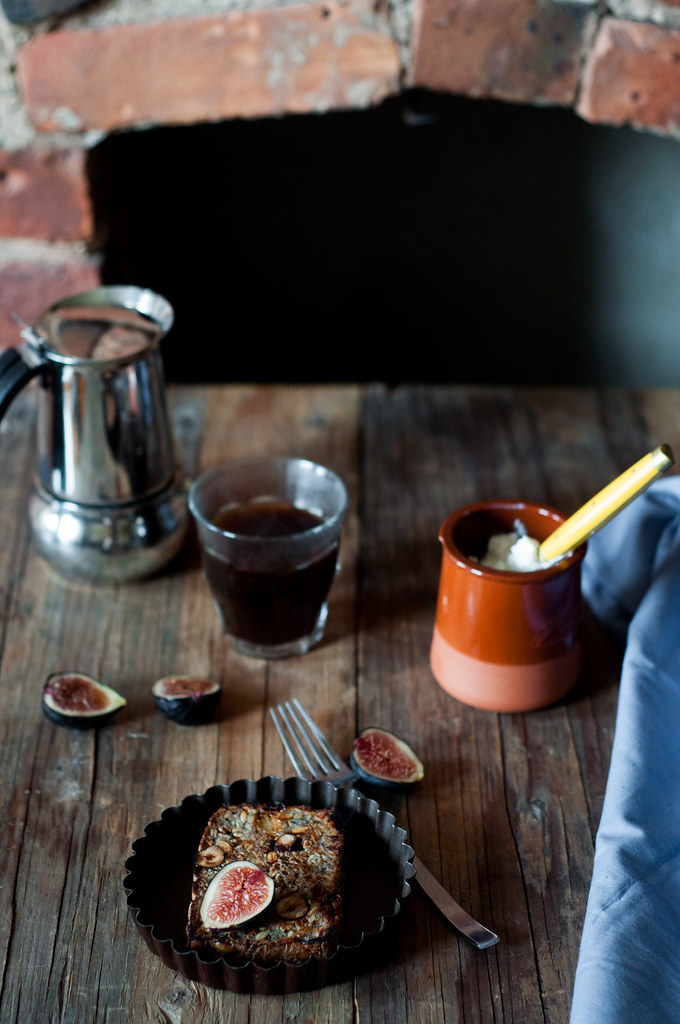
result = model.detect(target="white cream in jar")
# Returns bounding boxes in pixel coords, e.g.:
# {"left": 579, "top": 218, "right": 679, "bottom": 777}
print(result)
{"left": 476, "top": 519, "right": 558, "bottom": 572}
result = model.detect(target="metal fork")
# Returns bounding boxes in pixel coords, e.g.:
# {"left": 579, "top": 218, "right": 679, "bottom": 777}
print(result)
{"left": 270, "top": 698, "right": 499, "bottom": 950}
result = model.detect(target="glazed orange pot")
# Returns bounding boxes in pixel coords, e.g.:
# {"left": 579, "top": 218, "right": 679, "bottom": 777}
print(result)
{"left": 430, "top": 500, "right": 586, "bottom": 713}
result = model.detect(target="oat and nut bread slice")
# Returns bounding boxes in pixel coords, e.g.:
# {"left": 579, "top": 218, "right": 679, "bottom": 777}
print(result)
{"left": 186, "top": 802, "right": 345, "bottom": 965}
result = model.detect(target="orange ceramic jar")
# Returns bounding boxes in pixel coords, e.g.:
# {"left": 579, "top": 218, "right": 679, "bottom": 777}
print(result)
{"left": 430, "top": 500, "right": 586, "bottom": 713}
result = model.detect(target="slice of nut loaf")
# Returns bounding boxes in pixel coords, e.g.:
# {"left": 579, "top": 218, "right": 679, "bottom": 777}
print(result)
{"left": 186, "top": 802, "right": 345, "bottom": 965}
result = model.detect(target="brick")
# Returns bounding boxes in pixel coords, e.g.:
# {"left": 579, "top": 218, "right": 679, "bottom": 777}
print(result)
{"left": 409, "top": 0, "right": 596, "bottom": 106}
{"left": 577, "top": 18, "right": 680, "bottom": 138}
{"left": 16, "top": 5, "right": 400, "bottom": 134}
{"left": 0, "top": 252, "right": 101, "bottom": 349}
{"left": 0, "top": 147, "right": 93, "bottom": 242}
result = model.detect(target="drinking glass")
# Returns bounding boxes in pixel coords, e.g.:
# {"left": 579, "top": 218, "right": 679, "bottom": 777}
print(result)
{"left": 188, "top": 456, "right": 348, "bottom": 659}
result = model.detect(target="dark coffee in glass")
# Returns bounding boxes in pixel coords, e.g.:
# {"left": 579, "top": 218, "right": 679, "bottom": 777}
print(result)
{"left": 202, "top": 501, "right": 339, "bottom": 647}
{"left": 188, "top": 458, "right": 347, "bottom": 659}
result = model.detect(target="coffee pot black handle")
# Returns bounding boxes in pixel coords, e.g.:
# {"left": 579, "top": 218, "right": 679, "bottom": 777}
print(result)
{"left": 0, "top": 347, "right": 42, "bottom": 422}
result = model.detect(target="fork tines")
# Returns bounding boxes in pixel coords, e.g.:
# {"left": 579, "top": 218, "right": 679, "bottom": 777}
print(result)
{"left": 269, "top": 699, "right": 346, "bottom": 779}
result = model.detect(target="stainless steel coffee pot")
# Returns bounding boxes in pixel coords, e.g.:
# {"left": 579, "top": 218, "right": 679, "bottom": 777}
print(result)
{"left": 0, "top": 286, "right": 189, "bottom": 583}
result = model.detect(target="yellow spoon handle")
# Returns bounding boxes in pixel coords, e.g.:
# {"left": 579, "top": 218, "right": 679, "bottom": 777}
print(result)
{"left": 538, "top": 443, "right": 675, "bottom": 563}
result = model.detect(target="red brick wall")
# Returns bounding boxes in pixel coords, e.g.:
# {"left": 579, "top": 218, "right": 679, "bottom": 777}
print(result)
{"left": 0, "top": 147, "right": 100, "bottom": 348}
{"left": 11, "top": 2, "right": 680, "bottom": 141}
{"left": 15, "top": 5, "right": 400, "bottom": 133}
{"left": 3, "top": 0, "right": 680, "bottom": 348}
{"left": 1, "top": 2, "right": 399, "bottom": 348}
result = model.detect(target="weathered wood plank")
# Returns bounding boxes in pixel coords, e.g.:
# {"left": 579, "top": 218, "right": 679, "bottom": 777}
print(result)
{"left": 0, "top": 385, "right": 360, "bottom": 1023}
{"left": 355, "top": 384, "right": 660, "bottom": 1023}
{"left": 1, "top": 383, "right": 672, "bottom": 1023}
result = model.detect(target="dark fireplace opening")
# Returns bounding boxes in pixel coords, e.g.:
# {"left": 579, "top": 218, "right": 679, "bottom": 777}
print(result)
{"left": 86, "top": 89, "right": 675, "bottom": 387}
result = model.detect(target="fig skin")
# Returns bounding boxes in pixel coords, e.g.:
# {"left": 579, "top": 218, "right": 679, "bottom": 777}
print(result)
{"left": 350, "top": 727, "right": 425, "bottom": 788}
{"left": 200, "top": 860, "right": 275, "bottom": 929}
{"left": 152, "top": 676, "right": 221, "bottom": 725}
{"left": 41, "top": 672, "right": 126, "bottom": 729}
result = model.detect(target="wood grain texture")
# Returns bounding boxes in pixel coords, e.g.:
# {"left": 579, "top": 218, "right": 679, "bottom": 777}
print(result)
{"left": 0, "top": 383, "right": 674, "bottom": 1023}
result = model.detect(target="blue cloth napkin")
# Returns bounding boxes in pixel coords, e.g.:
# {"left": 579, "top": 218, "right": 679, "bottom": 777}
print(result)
{"left": 570, "top": 476, "right": 680, "bottom": 1024}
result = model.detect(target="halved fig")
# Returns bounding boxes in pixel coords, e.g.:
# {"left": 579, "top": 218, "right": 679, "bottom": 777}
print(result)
{"left": 151, "top": 675, "right": 221, "bottom": 725}
{"left": 350, "top": 727, "right": 424, "bottom": 788}
{"left": 41, "top": 672, "right": 126, "bottom": 729}
{"left": 200, "top": 860, "right": 274, "bottom": 929}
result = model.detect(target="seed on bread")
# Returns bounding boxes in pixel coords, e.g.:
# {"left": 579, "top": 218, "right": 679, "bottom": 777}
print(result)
{"left": 195, "top": 844, "right": 225, "bottom": 867}
{"left": 275, "top": 894, "right": 309, "bottom": 919}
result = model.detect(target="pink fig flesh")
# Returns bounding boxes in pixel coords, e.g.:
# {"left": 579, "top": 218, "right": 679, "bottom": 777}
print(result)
{"left": 351, "top": 727, "right": 424, "bottom": 786}
{"left": 200, "top": 860, "right": 274, "bottom": 929}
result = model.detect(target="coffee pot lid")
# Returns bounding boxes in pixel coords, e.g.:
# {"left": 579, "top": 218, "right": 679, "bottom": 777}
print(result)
{"left": 27, "top": 286, "right": 174, "bottom": 365}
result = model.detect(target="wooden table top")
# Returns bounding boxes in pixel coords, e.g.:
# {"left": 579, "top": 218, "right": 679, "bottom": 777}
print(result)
{"left": 2, "top": 382, "right": 675, "bottom": 1023}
